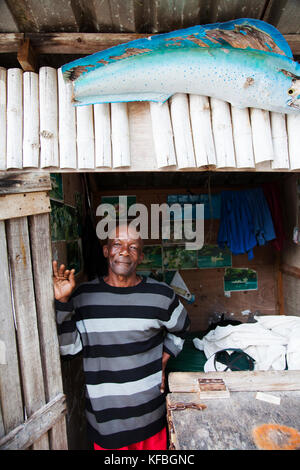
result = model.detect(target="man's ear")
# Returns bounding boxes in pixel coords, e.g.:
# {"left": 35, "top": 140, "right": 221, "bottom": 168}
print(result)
{"left": 103, "top": 244, "right": 108, "bottom": 258}
{"left": 138, "top": 252, "right": 144, "bottom": 264}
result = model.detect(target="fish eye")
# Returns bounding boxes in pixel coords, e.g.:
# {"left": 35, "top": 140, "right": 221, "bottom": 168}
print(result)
{"left": 288, "top": 88, "right": 295, "bottom": 95}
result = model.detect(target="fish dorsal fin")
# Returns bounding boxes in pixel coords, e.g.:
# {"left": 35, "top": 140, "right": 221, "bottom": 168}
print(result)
{"left": 199, "top": 18, "right": 292, "bottom": 58}
{"left": 158, "top": 18, "right": 292, "bottom": 58}
{"left": 62, "top": 18, "right": 293, "bottom": 83}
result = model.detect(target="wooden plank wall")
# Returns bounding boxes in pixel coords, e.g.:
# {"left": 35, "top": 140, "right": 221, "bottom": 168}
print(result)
{"left": 280, "top": 174, "right": 300, "bottom": 317}
{"left": 92, "top": 186, "right": 279, "bottom": 332}
{"left": 0, "top": 173, "right": 68, "bottom": 450}
{"left": 0, "top": 66, "right": 300, "bottom": 173}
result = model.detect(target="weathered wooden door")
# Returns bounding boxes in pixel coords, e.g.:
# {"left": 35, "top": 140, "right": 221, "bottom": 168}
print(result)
{"left": 0, "top": 172, "right": 68, "bottom": 450}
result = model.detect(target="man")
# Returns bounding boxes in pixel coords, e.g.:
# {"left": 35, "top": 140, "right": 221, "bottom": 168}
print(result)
{"left": 53, "top": 223, "right": 190, "bottom": 450}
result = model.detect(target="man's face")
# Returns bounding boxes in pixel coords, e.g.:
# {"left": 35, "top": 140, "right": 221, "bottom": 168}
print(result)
{"left": 103, "top": 225, "right": 144, "bottom": 277}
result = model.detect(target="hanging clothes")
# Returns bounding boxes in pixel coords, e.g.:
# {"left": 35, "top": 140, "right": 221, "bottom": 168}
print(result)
{"left": 218, "top": 187, "right": 276, "bottom": 259}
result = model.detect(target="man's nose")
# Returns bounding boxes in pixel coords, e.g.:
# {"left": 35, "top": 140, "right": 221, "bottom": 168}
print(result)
{"left": 120, "top": 245, "right": 130, "bottom": 256}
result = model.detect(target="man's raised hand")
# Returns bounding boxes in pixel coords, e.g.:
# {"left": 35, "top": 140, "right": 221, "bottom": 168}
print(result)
{"left": 52, "top": 260, "right": 76, "bottom": 302}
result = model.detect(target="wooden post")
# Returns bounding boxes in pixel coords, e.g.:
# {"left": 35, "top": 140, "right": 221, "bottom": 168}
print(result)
{"left": 6, "top": 217, "right": 49, "bottom": 449}
{"left": 29, "top": 213, "right": 68, "bottom": 449}
{"left": 39, "top": 67, "right": 59, "bottom": 168}
{"left": 23, "top": 71, "right": 40, "bottom": 168}
{"left": 6, "top": 68, "right": 23, "bottom": 169}
{"left": 111, "top": 102, "right": 130, "bottom": 168}
{"left": 189, "top": 94, "right": 216, "bottom": 167}
{"left": 0, "top": 220, "right": 24, "bottom": 436}
{"left": 57, "top": 68, "right": 77, "bottom": 169}
{"left": 211, "top": 98, "right": 236, "bottom": 168}
{"left": 17, "top": 39, "right": 37, "bottom": 72}
{"left": 150, "top": 101, "right": 176, "bottom": 168}
{"left": 0, "top": 67, "right": 6, "bottom": 170}
{"left": 94, "top": 103, "right": 112, "bottom": 167}
{"left": 76, "top": 105, "right": 95, "bottom": 169}
{"left": 169, "top": 93, "right": 196, "bottom": 169}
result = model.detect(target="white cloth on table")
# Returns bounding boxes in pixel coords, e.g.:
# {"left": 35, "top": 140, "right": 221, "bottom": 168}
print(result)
{"left": 193, "top": 315, "right": 300, "bottom": 371}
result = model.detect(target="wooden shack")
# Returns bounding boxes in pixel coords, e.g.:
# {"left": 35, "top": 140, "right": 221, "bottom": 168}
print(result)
{"left": 1, "top": 0, "right": 300, "bottom": 451}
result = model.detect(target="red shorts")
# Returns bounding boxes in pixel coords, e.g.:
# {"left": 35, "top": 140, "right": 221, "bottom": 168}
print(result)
{"left": 94, "top": 427, "right": 167, "bottom": 450}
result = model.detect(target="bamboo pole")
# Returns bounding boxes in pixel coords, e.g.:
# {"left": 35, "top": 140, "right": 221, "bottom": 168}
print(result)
{"left": 57, "top": 68, "right": 77, "bottom": 169}
{"left": 231, "top": 106, "right": 254, "bottom": 168}
{"left": 211, "top": 98, "right": 236, "bottom": 168}
{"left": 23, "top": 72, "right": 39, "bottom": 168}
{"left": 287, "top": 113, "right": 300, "bottom": 170}
{"left": 94, "top": 103, "right": 111, "bottom": 167}
{"left": 189, "top": 94, "right": 216, "bottom": 167}
{"left": 0, "top": 68, "right": 6, "bottom": 170}
{"left": 150, "top": 101, "right": 176, "bottom": 168}
{"left": 76, "top": 104, "right": 95, "bottom": 169}
{"left": 250, "top": 108, "right": 274, "bottom": 164}
{"left": 270, "top": 112, "right": 289, "bottom": 169}
{"left": 169, "top": 93, "right": 196, "bottom": 169}
{"left": 39, "top": 67, "right": 59, "bottom": 168}
{"left": 6, "top": 68, "right": 23, "bottom": 169}
{"left": 111, "top": 102, "right": 130, "bottom": 168}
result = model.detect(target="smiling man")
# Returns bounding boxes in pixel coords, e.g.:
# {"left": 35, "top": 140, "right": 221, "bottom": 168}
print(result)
{"left": 53, "top": 223, "right": 190, "bottom": 450}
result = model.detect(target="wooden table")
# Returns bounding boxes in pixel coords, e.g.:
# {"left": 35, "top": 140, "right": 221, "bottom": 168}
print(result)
{"left": 167, "top": 371, "right": 300, "bottom": 450}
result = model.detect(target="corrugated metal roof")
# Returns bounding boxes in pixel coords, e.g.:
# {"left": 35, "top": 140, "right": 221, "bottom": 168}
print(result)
{"left": 0, "top": 0, "right": 299, "bottom": 35}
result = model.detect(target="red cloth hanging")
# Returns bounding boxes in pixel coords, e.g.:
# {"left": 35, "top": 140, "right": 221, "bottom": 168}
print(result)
{"left": 263, "top": 182, "right": 285, "bottom": 251}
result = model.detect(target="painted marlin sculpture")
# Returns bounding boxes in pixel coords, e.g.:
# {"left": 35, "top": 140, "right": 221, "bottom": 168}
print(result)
{"left": 62, "top": 18, "right": 300, "bottom": 114}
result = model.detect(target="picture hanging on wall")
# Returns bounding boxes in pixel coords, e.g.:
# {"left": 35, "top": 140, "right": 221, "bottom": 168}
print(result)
{"left": 136, "top": 245, "right": 162, "bottom": 271}
{"left": 162, "top": 219, "right": 196, "bottom": 244}
{"left": 197, "top": 244, "right": 232, "bottom": 269}
{"left": 163, "top": 245, "right": 198, "bottom": 270}
{"left": 224, "top": 267, "right": 258, "bottom": 292}
{"left": 167, "top": 193, "right": 221, "bottom": 219}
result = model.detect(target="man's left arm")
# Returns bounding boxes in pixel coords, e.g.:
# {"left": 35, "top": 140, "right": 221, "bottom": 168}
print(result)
{"left": 160, "top": 294, "right": 190, "bottom": 392}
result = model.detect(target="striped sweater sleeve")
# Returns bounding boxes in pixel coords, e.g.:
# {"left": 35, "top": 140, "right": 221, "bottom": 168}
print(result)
{"left": 161, "top": 292, "right": 190, "bottom": 358}
{"left": 55, "top": 299, "right": 83, "bottom": 356}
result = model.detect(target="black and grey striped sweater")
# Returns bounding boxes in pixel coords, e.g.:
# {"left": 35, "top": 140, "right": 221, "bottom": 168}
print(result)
{"left": 55, "top": 275, "right": 190, "bottom": 449}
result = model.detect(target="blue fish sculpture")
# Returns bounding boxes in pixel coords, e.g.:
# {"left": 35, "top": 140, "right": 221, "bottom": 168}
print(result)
{"left": 62, "top": 18, "right": 300, "bottom": 114}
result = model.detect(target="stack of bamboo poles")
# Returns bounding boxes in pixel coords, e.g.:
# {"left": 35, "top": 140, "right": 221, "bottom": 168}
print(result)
{"left": 0, "top": 66, "right": 129, "bottom": 170}
{"left": 151, "top": 93, "right": 300, "bottom": 170}
{"left": 0, "top": 66, "right": 299, "bottom": 171}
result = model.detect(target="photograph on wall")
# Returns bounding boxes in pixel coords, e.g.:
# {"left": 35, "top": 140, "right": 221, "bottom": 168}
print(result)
{"left": 224, "top": 267, "right": 258, "bottom": 292}
{"left": 163, "top": 245, "right": 198, "bottom": 270}
{"left": 162, "top": 219, "right": 197, "bottom": 244}
{"left": 49, "top": 173, "right": 64, "bottom": 202}
{"left": 167, "top": 193, "right": 221, "bottom": 219}
{"left": 197, "top": 244, "right": 232, "bottom": 269}
{"left": 136, "top": 245, "right": 162, "bottom": 271}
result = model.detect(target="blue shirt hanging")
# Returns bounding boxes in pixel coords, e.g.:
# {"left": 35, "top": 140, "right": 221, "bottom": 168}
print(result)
{"left": 218, "top": 188, "right": 276, "bottom": 260}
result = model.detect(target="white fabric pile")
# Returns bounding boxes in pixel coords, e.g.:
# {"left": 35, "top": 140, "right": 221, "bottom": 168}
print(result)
{"left": 193, "top": 315, "right": 300, "bottom": 371}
